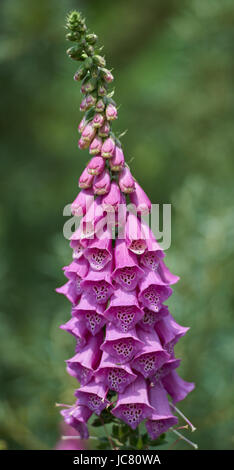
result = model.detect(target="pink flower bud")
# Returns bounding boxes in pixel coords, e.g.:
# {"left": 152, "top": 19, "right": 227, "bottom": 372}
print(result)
{"left": 98, "top": 84, "right": 107, "bottom": 96}
{"left": 95, "top": 99, "right": 105, "bottom": 112}
{"left": 101, "top": 137, "right": 115, "bottom": 159}
{"left": 92, "top": 113, "right": 105, "bottom": 128}
{"left": 118, "top": 167, "right": 135, "bottom": 193}
{"left": 101, "top": 68, "right": 114, "bottom": 83}
{"left": 80, "top": 97, "right": 87, "bottom": 112}
{"left": 102, "top": 181, "right": 122, "bottom": 212}
{"left": 98, "top": 121, "right": 110, "bottom": 138}
{"left": 110, "top": 146, "right": 125, "bottom": 171}
{"left": 93, "top": 169, "right": 111, "bottom": 195}
{"left": 86, "top": 94, "right": 97, "bottom": 108}
{"left": 106, "top": 103, "right": 118, "bottom": 121}
{"left": 81, "top": 123, "right": 96, "bottom": 143}
{"left": 129, "top": 181, "right": 152, "bottom": 214}
{"left": 78, "top": 137, "right": 90, "bottom": 150}
{"left": 81, "top": 80, "right": 95, "bottom": 94}
{"left": 79, "top": 167, "right": 94, "bottom": 189}
{"left": 78, "top": 116, "right": 87, "bottom": 134}
{"left": 87, "top": 156, "right": 105, "bottom": 176}
{"left": 89, "top": 136, "right": 103, "bottom": 155}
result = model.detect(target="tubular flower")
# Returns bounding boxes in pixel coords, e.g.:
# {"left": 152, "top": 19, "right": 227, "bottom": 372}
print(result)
{"left": 57, "top": 10, "right": 194, "bottom": 444}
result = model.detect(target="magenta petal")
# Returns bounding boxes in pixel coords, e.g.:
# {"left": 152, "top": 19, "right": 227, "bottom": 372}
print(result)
{"left": 118, "top": 167, "right": 135, "bottom": 194}
{"left": 102, "top": 181, "right": 122, "bottom": 212}
{"left": 138, "top": 276, "right": 173, "bottom": 312}
{"left": 139, "top": 222, "right": 165, "bottom": 258}
{"left": 111, "top": 376, "right": 154, "bottom": 430}
{"left": 94, "top": 350, "right": 137, "bottom": 393}
{"left": 79, "top": 167, "right": 94, "bottom": 189}
{"left": 72, "top": 294, "right": 106, "bottom": 335}
{"left": 138, "top": 306, "right": 169, "bottom": 331}
{"left": 71, "top": 189, "right": 94, "bottom": 217}
{"left": 125, "top": 212, "right": 147, "bottom": 254}
{"left": 104, "top": 288, "right": 144, "bottom": 332}
{"left": 74, "top": 197, "right": 105, "bottom": 240}
{"left": 129, "top": 181, "right": 151, "bottom": 214}
{"left": 162, "top": 371, "right": 195, "bottom": 403}
{"left": 81, "top": 262, "right": 114, "bottom": 305}
{"left": 75, "top": 379, "right": 109, "bottom": 415}
{"left": 63, "top": 257, "right": 89, "bottom": 282}
{"left": 87, "top": 156, "right": 105, "bottom": 175}
{"left": 60, "top": 405, "right": 92, "bottom": 438}
{"left": 56, "top": 280, "right": 80, "bottom": 305}
{"left": 66, "top": 331, "right": 103, "bottom": 385}
{"left": 93, "top": 169, "right": 111, "bottom": 195}
{"left": 131, "top": 328, "right": 170, "bottom": 378}
{"left": 60, "top": 317, "right": 88, "bottom": 352}
{"left": 157, "top": 260, "right": 180, "bottom": 285}
{"left": 70, "top": 240, "right": 87, "bottom": 260}
{"left": 145, "top": 382, "right": 178, "bottom": 439}
{"left": 112, "top": 239, "right": 144, "bottom": 291}
{"left": 109, "top": 146, "right": 125, "bottom": 172}
{"left": 153, "top": 357, "right": 181, "bottom": 383}
{"left": 84, "top": 228, "right": 113, "bottom": 271}
{"left": 155, "top": 313, "right": 189, "bottom": 354}
{"left": 101, "top": 322, "right": 143, "bottom": 364}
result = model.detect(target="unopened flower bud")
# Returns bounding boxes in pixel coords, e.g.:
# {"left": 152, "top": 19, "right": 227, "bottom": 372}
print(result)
{"left": 86, "top": 94, "right": 97, "bottom": 108}
{"left": 99, "top": 121, "right": 110, "bottom": 138}
{"left": 66, "top": 31, "right": 81, "bottom": 42}
{"left": 86, "top": 33, "right": 98, "bottom": 45}
{"left": 67, "top": 45, "right": 83, "bottom": 60}
{"left": 85, "top": 45, "right": 94, "bottom": 55}
{"left": 118, "top": 167, "right": 135, "bottom": 193}
{"left": 93, "top": 169, "right": 111, "bottom": 195}
{"left": 79, "top": 167, "right": 94, "bottom": 188}
{"left": 110, "top": 146, "right": 125, "bottom": 171}
{"left": 101, "top": 68, "right": 114, "bottom": 83}
{"left": 106, "top": 103, "right": 118, "bottom": 121}
{"left": 78, "top": 137, "right": 90, "bottom": 150}
{"left": 81, "top": 78, "right": 96, "bottom": 94}
{"left": 82, "top": 123, "right": 96, "bottom": 143}
{"left": 84, "top": 57, "right": 93, "bottom": 69}
{"left": 98, "top": 84, "right": 107, "bottom": 97}
{"left": 95, "top": 99, "right": 105, "bottom": 113}
{"left": 89, "top": 136, "right": 103, "bottom": 155}
{"left": 78, "top": 117, "right": 87, "bottom": 133}
{"left": 129, "top": 181, "right": 152, "bottom": 214}
{"left": 74, "top": 66, "right": 86, "bottom": 81}
{"left": 101, "top": 137, "right": 115, "bottom": 159}
{"left": 92, "top": 113, "right": 105, "bottom": 128}
{"left": 93, "top": 55, "right": 106, "bottom": 67}
{"left": 80, "top": 97, "right": 87, "bottom": 112}
{"left": 87, "top": 156, "right": 105, "bottom": 175}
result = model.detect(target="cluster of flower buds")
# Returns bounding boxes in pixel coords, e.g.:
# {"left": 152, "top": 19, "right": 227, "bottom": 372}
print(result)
{"left": 57, "top": 11, "right": 195, "bottom": 443}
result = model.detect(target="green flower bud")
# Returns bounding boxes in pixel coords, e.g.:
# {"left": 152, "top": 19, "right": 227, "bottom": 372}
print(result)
{"left": 85, "top": 44, "right": 95, "bottom": 55}
{"left": 93, "top": 55, "right": 106, "bottom": 67}
{"left": 86, "top": 33, "right": 98, "bottom": 45}
{"left": 66, "top": 45, "right": 83, "bottom": 60}
{"left": 84, "top": 57, "right": 93, "bottom": 69}
{"left": 66, "top": 31, "right": 81, "bottom": 42}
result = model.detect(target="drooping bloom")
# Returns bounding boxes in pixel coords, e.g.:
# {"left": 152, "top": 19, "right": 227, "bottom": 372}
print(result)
{"left": 57, "top": 11, "right": 194, "bottom": 444}
{"left": 145, "top": 382, "right": 178, "bottom": 439}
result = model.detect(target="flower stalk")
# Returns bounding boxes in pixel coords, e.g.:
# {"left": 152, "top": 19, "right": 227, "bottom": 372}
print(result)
{"left": 56, "top": 10, "right": 196, "bottom": 451}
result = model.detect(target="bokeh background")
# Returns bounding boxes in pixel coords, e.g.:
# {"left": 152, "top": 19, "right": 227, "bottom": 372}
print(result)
{"left": 0, "top": 0, "right": 234, "bottom": 450}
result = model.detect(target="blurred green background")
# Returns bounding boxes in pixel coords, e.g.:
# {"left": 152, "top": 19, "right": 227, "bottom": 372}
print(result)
{"left": 0, "top": 0, "right": 234, "bottom": 450}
